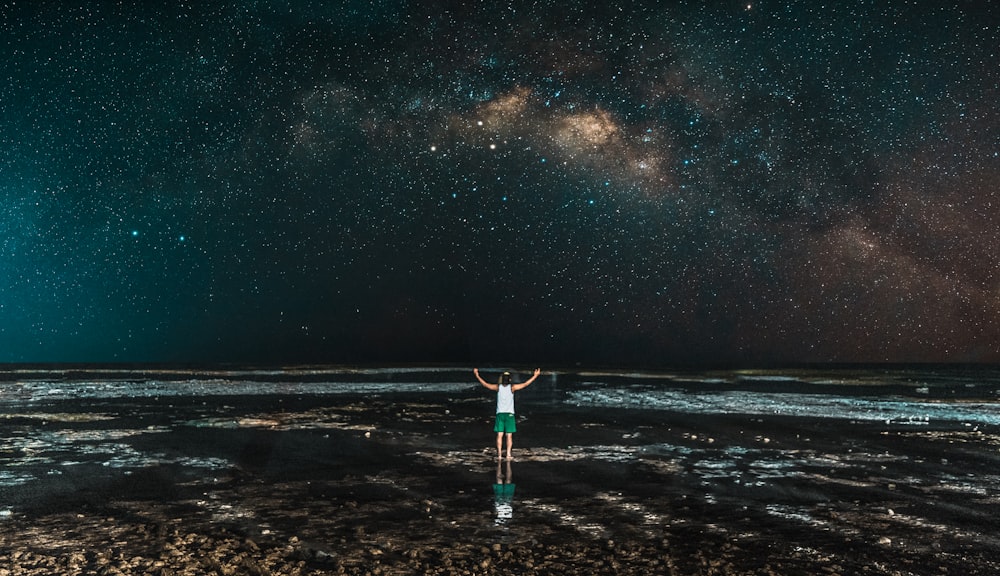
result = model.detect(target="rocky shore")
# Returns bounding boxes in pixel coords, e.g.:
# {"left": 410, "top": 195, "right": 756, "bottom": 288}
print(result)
{"left": 2, "top": 378, "right": 1000, "bottom": 574}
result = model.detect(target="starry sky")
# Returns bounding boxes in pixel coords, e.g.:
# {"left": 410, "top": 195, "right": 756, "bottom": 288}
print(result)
{"left": 1, "top": 1, "right": 998, "bottom": 366}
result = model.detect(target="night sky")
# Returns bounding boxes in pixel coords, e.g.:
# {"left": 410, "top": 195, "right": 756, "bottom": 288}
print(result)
{"left": 2, "top": 1, "right": 998, "bottom": 366}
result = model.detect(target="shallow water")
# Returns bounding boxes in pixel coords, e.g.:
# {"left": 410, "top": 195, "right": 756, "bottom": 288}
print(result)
{"left": 2, "top": 365, "right": 998, "bottom": 493}
{"left": 3, "top": 364, "right": 999, "bottom": 400}
{"left": 567, "top": 386, "right": 1000, "bottom": 425}
{"left": 2, "top": 366, "right": 1000, "bottom": 574}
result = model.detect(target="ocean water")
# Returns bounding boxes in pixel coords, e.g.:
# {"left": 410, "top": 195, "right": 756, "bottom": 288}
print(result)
{"left": 2, "top": 365, "right": 999, "bottom": 480}
{"left": 2, "top": 364, "right": 999, "bottom": 423}
{"left": 568, "top": 386, "right": 1000, "bottom": 426}
{"left": 565, "top": 366, "right": 1000, "bottom": 426}
{"left": 0, "top": 365, "right": 467, "bottom": 403}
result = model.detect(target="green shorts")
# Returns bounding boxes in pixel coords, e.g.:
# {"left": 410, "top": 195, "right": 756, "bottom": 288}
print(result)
{"left": 494, "top": 412, "right": 517, "bottom": 433}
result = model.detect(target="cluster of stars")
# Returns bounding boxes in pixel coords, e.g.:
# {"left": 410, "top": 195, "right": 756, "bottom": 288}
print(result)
{"left": 0, "top": 1, "right": 997, "bottom": 364}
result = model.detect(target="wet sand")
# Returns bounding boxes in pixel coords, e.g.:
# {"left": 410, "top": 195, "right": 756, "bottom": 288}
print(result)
{"left": 2, "top": 377, "right": 1000, "bottom": 575}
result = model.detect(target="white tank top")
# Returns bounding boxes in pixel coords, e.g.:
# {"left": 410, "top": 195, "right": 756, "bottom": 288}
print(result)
{"left": 496, "top": 385, "right": 515, "bottom": 414}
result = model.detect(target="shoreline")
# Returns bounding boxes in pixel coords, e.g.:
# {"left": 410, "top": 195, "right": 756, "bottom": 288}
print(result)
{"left": 2, "top": 383, "right": 999, "bottom": 574}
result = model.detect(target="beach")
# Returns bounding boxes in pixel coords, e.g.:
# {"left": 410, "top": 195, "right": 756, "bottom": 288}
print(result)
{"left": 1, "top": 367, "right": 999, "bottom": 575}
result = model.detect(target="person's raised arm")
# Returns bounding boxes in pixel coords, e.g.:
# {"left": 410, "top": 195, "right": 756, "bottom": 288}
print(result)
{"left": 474, "top": 368, "right": 498, "bottom": 391}
{"left": 511, "top": 368, "right": 541, "bottom": 392}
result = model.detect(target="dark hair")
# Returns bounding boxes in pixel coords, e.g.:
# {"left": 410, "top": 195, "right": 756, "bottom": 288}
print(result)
{"left": 500, "top": 372, "right": 512, "bottom": 386}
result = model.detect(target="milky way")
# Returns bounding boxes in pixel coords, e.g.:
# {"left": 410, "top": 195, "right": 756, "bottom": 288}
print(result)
{"left": 1, "top": 1, "right": 998, "bottom": 365}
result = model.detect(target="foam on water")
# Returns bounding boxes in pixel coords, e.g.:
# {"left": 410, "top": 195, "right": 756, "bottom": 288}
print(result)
{"left": 0, "top": 379, "right": 468, "bottom": 404}
{"left": 567, "top": 387, "right": 1000, "bottom": 426}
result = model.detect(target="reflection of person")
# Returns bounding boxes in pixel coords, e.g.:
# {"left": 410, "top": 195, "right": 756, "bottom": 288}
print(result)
{"left": 474, "top": 368, "right": 541, "bottom": 460}
{"left": 493, "top": 458, "right": 515, "bottom": 525}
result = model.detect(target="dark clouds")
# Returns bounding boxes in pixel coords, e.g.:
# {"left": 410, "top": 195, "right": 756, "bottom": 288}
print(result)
{"left": 1, "top": 1, "right": 998, "bottom": 365}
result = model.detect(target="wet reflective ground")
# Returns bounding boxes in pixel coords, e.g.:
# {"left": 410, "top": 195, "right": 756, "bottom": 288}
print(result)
{"left": 1, "top": 367, "right": 999, "bottom": 574}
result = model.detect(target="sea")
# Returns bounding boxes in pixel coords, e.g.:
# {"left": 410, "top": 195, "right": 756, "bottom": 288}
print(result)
{"left": 3, "top": 364, "right": 999, "bottom": 423}
{"left": 2, "top": 364, "right": 1000, "bottom": 495}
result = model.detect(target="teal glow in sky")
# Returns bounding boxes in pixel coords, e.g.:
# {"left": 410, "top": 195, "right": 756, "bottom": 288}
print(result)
{"left": 2, "top": 1, "right": 999, "bottom": 365}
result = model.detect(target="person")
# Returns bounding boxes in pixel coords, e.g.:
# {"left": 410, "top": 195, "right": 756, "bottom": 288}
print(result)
{"left": 474, "top": 368, "right": 541, "bottom": 460}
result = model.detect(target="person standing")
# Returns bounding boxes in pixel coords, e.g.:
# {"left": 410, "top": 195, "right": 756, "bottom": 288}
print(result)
{"left": 474, "top": 368, "right": 541, "bottom": 460}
